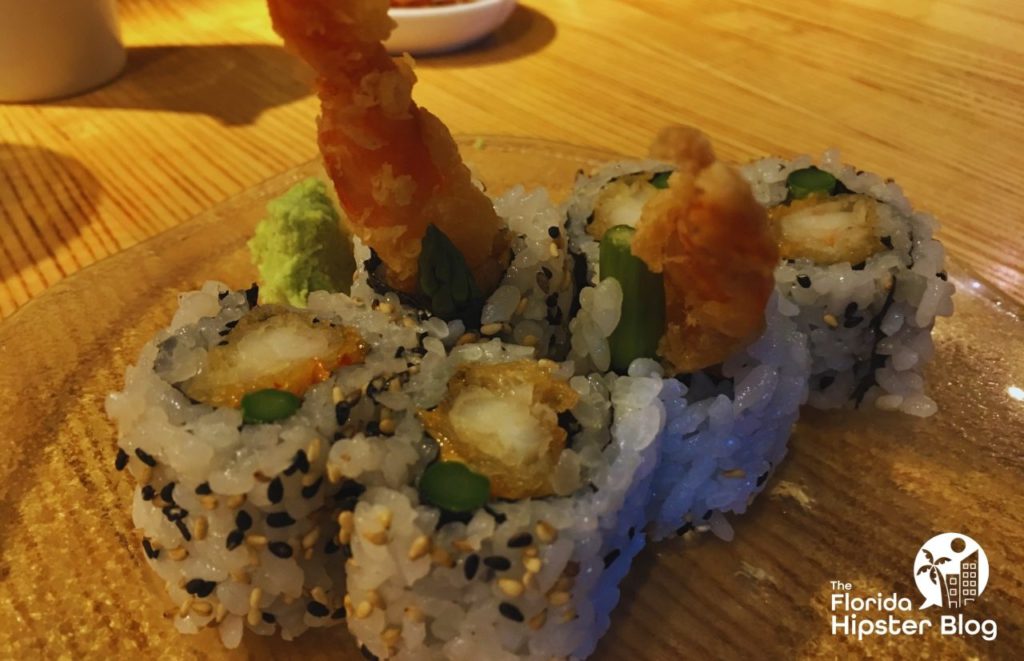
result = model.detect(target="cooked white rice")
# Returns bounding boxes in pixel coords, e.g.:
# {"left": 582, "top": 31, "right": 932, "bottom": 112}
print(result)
{"left": 741, "top": 152, "right": 955, "bottom": 416}
{"left": 564, "top": 162, "right": 811, "bottom": 540}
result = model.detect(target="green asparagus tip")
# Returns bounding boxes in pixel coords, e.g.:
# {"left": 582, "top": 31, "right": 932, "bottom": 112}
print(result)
{"left": 786, "top": 166, "right": 838, "bottom": 200}
{"left": 599, "top": 225, "right": 666, "bottom": 373}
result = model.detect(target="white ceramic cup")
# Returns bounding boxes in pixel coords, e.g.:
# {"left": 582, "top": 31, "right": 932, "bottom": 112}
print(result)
{"left": 0, "top": 0, "right": 125, "bottom": 102}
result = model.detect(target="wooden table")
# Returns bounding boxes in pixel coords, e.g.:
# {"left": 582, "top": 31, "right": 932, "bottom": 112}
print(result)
{"left": 1, "top": 0, "right": 1022, "bottom": 319}
{"left": 2, "top": 2, "right": 1024, "bottom": 660}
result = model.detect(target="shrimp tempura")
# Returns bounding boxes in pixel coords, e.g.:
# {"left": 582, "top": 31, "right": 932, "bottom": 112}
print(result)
{"left": 267, "top": 0, "right": 509, "bottom": 294}
{"left": 632, "top": 127, "right": 779, "bottom": 373}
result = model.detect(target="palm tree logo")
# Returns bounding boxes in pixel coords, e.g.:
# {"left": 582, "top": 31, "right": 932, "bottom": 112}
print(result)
{"left": 916, "top": 548, "right": 952, "bottom": 608}
{"left": 913, "top": 533, "right": 990, "bottom": 610}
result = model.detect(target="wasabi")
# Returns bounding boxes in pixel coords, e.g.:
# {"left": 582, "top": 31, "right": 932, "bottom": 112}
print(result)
{"left": 248, "top": 178, "right": 355, "bottom": 306}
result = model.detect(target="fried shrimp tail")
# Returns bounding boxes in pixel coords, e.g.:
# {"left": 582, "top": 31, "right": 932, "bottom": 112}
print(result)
{"left": 632, "top": 126, "right": 779, "bottom": 373}
{"left": 266, "top": 0, "right": 508, "bottom": 294}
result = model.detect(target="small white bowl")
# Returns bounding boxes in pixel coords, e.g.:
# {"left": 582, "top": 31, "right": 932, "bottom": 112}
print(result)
{"left": 386, "top": 0, "right": 517, "bottom": 56}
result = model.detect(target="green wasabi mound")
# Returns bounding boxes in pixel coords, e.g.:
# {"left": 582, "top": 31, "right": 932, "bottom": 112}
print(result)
{"left": 248, "top": 178, "right": 356, "bottom": 307}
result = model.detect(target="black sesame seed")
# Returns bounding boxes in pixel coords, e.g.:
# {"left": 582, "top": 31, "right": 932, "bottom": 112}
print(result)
{"left": 881, "top": 236, "right": 894, "bottom": 250}
{"left": 142, "top": 538, "right": 159, "bottom": 559}
{"left": 175, "top": 519, "right": 193, "bottom": 542}
{"left": 844, "top": 302, "right": 859, "bottom": 318}
{"left": 261, "top": 611, "right": 276, "bottom": 624}
{"left": 331, "top": 607, "right": 346, "bottom": 620}
{"left": 114, "top": 448, "right": 129, "bottom": 471}
{"left": 334, "top": 403, "right": 351, "bottom": 426}
{"left": 267, "top": 511, "right": 297, "bottom": 528}
{"left": 218, "top": 328, "right": 231, "bottom": 337}
{"left": 226, "top": 530, "right": 244, "bottom": 550}
{"left": 184, "top": 578, "right": 216, "bottom": 598}
{"left": 141, "top": 485, "right": 156, "bottom": 501}
{"left": 267, "top": 477, "right": 284, "bottom": 504}
{"left": 301, "top": 477, "right": 323, "bottom": 499}
{"left": 134, "top": 448, "right": 157, "bottom": 467}
{"left": 217, "top": 340, "right": 229, "bottom": 347}
{"left": 507, "top": 533, "right": 532, "bottom": 548}
{"left": 269, "top": 541, "right": 293, "bottom": 559}
{"left": 756, "top": 471, "right": 770, "bottom": 487}
{"left": 218, "top": 290, "right": 229, "bottom": 300}
{"left": 499, "top": 602, "right": 524, "bottom": 622}
{"left": 163, "top": 505, "right": 188, "bottom": 523}
{"left": 306, "top": 600, "right": 330, "bottom": 617}
{"left": 483, "top": 556, "right": 511, "bottom": 571}
{"left": 937, "top": 271, "right": 948, "bottom": 281}
{"left": 796, "top": 274, "right": 812, "bottom": 289}
{"left": 843, "top": 316, "right": 864, "bottom": 328}
{"left": 366, "top": 378, "right": 385, "bottom": 400}
{"left": 224, "top": 320, "right": 238, "bottom": 329}
{"left": 160, "top": 482, "right": 176, "bottom": 505}
{"left": 464, "top": 554, "right": 480, "bottom": 580}
{"left": 244, "top": 284, "right": 259, "bottom": 308}
{"left": 284, "top": 450, "right": 310, "bottom": 476}
{"left": 235, "top": 510, "right": 253, "bottom": 531}
{"left": 628, "top": 526, "right": 636, "bottom": 540}
{"left": 195, "top": 482, "right": 212, "bottom": 495}
{"left": 603, "top": 549, "right": 621, "bottom": 568}
{"left": 547, "top": 226, "right": 561, "bottom": 239}
{"left": 851, "top": 261, "right": 866, "bottom": 271}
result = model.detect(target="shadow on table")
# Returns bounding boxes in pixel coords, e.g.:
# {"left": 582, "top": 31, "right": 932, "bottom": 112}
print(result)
{"left": 0, "top": 143, "right": 102, "bottom": 273}
{"left": 49, "top": 44, "right": 312, "bottom": 126}
{"left": 417, "top": 5, "right": 557, "bottom": 68}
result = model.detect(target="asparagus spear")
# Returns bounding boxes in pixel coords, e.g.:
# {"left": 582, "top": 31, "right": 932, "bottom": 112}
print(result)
{"left": 419, "top": 224, "right": 483, "bottom": 321}
{"left": 599, "top": 224, "right": 666, "bottom": 373}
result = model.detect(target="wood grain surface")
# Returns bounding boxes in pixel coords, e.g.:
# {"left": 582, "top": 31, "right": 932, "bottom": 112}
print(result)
{"left": 1, "top": 0, "right": 1023, "bottom": 319}
{"left": 0, "top": 144, "right": 1021, "bottom": 660}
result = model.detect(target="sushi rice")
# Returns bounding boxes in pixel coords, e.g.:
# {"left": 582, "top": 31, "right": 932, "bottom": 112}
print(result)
{"left": 741, "top": 152, "right": 955, "bottom": 415}
{"left": 332, "top": 336, "right": 665, "bottom": 660}
{"left": 108, "top": 144, "right": 949, "bottom": 658}
{"left": 564, "top": 161, "right": 811, "bottom": 540}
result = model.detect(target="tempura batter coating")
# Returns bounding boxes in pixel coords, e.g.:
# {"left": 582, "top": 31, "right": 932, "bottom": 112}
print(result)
{"left": 632, "top": 127, "right": 778, "bottom": 373}
{"left": 267, "top": 0, "right": 509, "bottom": 294}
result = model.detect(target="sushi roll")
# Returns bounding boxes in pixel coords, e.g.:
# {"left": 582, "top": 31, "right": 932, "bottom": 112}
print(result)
{"left": 741, "top": 152, "right": 955, "bottom": 415}
{"left": 565, "top": 127, "right": 810, "bottom": 540}
{"left": 105, "top": 282, "right": 414, "bottom": 646}
{"left": 326, "top": 336, "right": 665, "bottom": 660}
{"left": 355, "top": 185, "right": 576, "bottom": 361}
